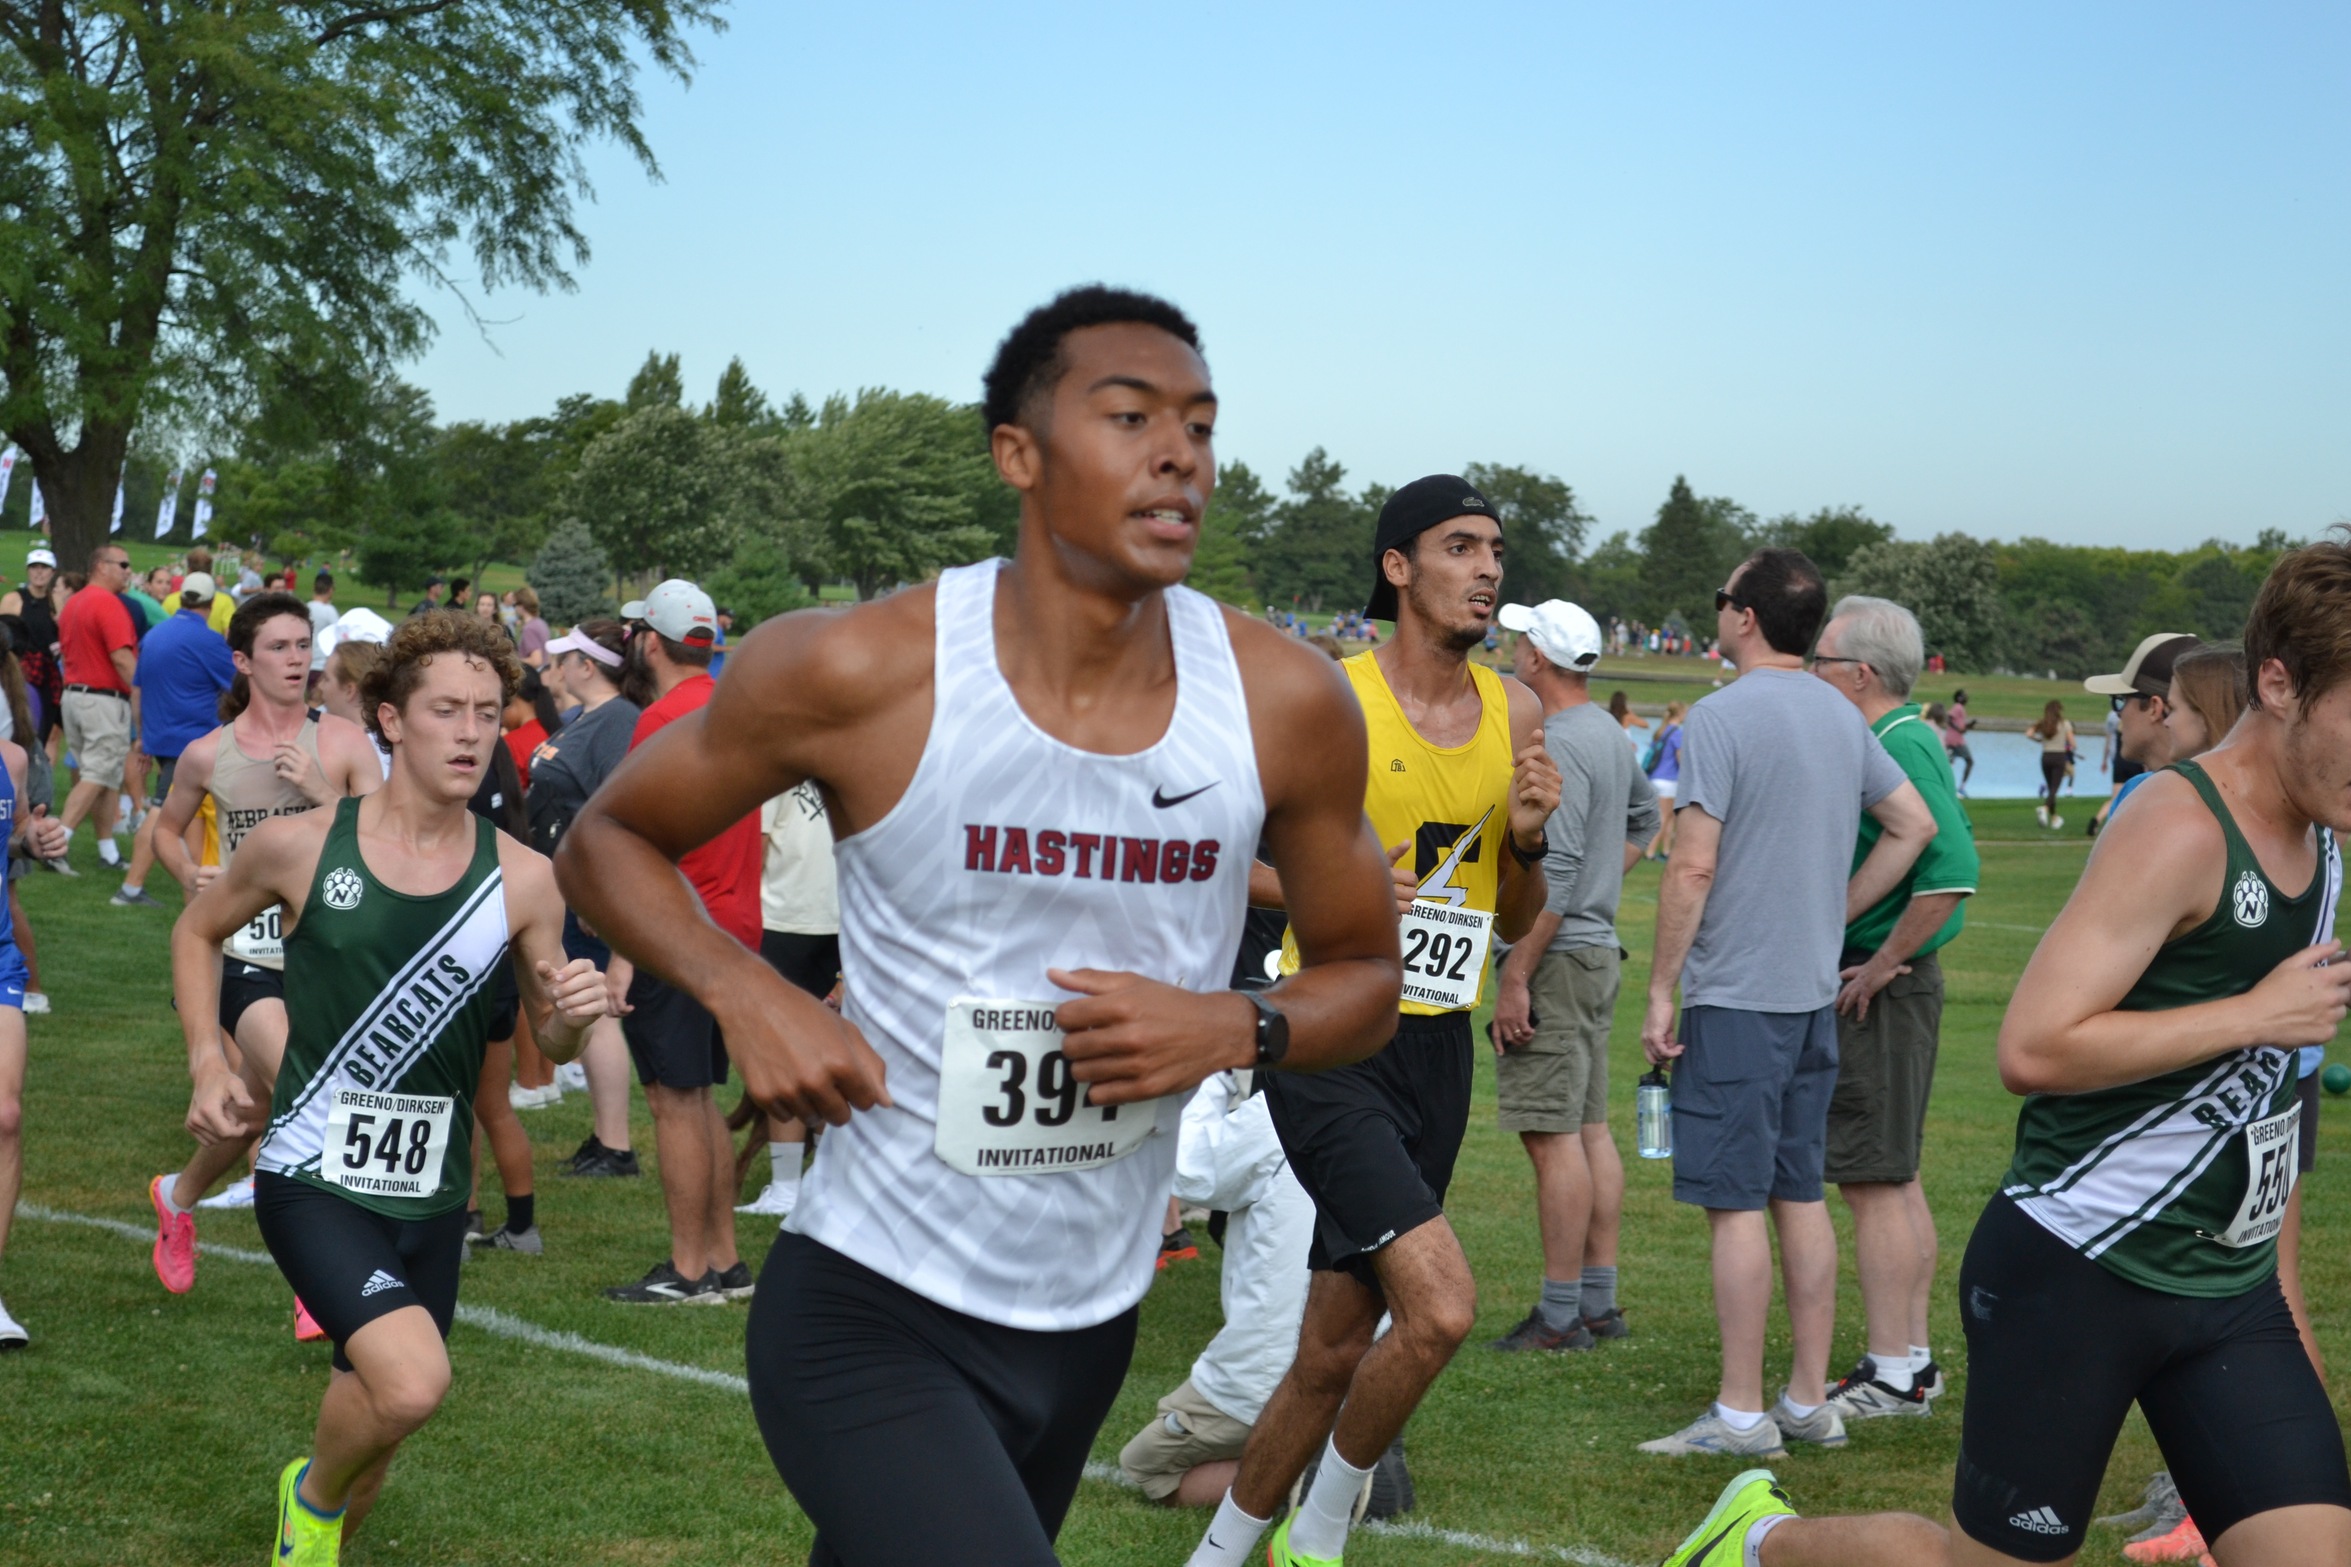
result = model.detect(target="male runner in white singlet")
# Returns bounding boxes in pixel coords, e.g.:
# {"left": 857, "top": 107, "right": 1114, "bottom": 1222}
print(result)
{"left": 560, "top": 287, "right": 1404, "bottom": 1566}
{"left": 146, "top": 592, "right": 383, "bottom": 1297}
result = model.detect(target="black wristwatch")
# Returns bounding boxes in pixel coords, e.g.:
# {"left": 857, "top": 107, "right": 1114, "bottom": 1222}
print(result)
{"left": 1509, "top": 831, "right": 1548, "bottom": 869}
{"left": 1241, "top": 990, "right": 1290, "bottom": 1069}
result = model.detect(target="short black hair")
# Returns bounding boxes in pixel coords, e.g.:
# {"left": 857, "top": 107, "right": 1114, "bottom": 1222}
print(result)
{"left": 314, "top": 570, "right": 333, "bottom": 591}
{"left": 981, "top": 285, "right": 1202, "bottom": 432}
{"left": 1733, "top": 547, "right": 1828, "bottom": 657}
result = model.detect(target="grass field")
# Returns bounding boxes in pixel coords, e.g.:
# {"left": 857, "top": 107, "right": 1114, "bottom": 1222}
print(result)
{"left": 4, "top": 798, "right": 2346, "bottom": 1565}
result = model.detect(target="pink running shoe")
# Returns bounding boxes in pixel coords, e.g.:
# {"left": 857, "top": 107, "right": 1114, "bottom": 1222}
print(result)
{"left": 294, "top": 1297, "right": 326, "bottom": 1342}
{"left": 149, "top": 1174, "right": 196, "bottom": 1294}
{"left": 2123, "top": 1516, "right": 2208, "bottom": 1563}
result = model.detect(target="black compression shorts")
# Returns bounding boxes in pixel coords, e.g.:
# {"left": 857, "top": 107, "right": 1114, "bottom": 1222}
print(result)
{"left": 489, "top": 960, "right": 519, "bottom": 1042}
{"left": 219, "top": 960, "right": 285, "bottom": 1039}
{"left": 747, "top": 1230, "right": 1136, "bottom": 1566}
{"left": 1262, "top": 1009, "right": 1473, "bottom": 1285}
{"left": 1952, "top": 1195, "right": 2351, "bottom": 1560}
{"left": 253, "top": 1172, "right": 468, "bottom": 1374}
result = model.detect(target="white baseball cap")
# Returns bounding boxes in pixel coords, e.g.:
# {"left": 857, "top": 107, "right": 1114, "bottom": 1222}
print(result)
{"left": 1497, "top": 599, "right": 1604, "bottom": 670}
{"left": 177, "top": 571, "right": 217, "bottom": 603}
{"left": 621, "top": 579, "right": 718, "bottom": 645}
{"left": 316, "top": 606, "right": 393, "bottom": 658}
{"left": 24, "top": 548, "right": 55, "bottom": 569}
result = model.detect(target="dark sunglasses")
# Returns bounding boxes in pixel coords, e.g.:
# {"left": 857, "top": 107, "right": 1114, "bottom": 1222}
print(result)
{"left": 2111, "top": 693, "right": 2154, "bottom": 714}
{"left": 1714, "top": 589, "right": 1746, "bottom": 612}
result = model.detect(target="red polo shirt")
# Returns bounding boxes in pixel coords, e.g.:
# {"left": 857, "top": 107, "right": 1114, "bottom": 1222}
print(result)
{"left": 58, "top": 586, "right": 135, "bottom": 692}
{"left": 629, "top": 673, "right": 761, "bottom": 946}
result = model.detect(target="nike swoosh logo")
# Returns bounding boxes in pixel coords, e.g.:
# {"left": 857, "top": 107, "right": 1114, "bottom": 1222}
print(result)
{"left": 1687, "top": 1521, "right": 1739, "bottom": 1564}
{"left": 1152, "top": 782, "right": 1218, "bottom": 809}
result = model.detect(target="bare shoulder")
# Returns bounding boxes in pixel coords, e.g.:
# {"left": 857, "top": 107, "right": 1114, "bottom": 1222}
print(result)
{"left": 2075, "top": 769, "right": 2225, "bottom": 919}
{"left": 243, "top": 808, "right": 335, "bottom": 881}
{"left": 493, "top": 830, "right": 559, "bottom": 900}
{"left": 1220, "top": 607, "right": 1356, "bottom": 726}
{"left": 708, "top": 587, "right": 938, "bottom": 731}
{"left": 177, "top": 727, "right": 223, "bottom": 784}
{"left": 1495, "top": 670, "right": 1541, "bottom": 731}
{"left": 315, "top": 712, "right": 371, "bottom": 752}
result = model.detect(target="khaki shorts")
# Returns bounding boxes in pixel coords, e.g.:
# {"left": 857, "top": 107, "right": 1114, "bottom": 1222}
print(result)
{"left": 1825, "top": 950, "right": 1944, "bottom": 1184}
{"left": 1497, "top": 946, "right": 1618, "bottom": 1134}
{"left": 63, "top": 689, "right": 131, "bottom": 789}
{"left": 1118, "top": 1377, "right": 1253, "bottom": 1500}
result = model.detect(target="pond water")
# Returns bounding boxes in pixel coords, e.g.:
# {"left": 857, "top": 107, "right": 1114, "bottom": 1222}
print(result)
{"left": 1948, "top": 729, "right": 2116, "bottom": 801}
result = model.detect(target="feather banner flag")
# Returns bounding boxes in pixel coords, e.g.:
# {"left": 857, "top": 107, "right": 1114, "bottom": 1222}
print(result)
{"left": 154, "top": 469, "right": 183, "bottom": 540}
{"left": 110, "top": 465, "right": 125, "bottom": 534}
{"left": 190, "top": 468, "right": 216, "bottom": 540}
{"left": 0, "top": 447, "right": 16, "bottom": 515}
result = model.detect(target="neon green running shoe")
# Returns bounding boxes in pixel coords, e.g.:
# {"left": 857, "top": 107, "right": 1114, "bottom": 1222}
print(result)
{"left": 1265, "top": 1513, "right": 1342, "bottom": 1567}
{"left": 1661, "top": 1467, "right": 1794, "bottom": 1566}
{"left": 274, "top": 1458, "right": 344, "bottom": 1565}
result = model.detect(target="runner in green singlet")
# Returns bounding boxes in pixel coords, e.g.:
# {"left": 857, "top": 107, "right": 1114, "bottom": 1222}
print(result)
{"left": 170, "top": 611, "right": 611, "bottom": 1567}
{"left": 1657, "top": 535, "right": 2351, "bottom": 1567}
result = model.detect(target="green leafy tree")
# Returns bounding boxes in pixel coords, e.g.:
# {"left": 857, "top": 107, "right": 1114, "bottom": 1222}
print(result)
{"left": 0, "top": 1, "right": 722, "bottom": 570}
{"left": 791, "top": 390, "right": 997, "bottom": 600}
{"left": 569, "top": 404, "right": 744, "bottom": 585}
{"left": 1253, "top": 449, "right": 1376, "bottom": 613}
{"left": 625, "top": 351, "right": 686, "bottom": 412}
{"left": 1465, "top": 462, "right": 1590, "bottom": 609}
{"left": 527, "top": 518, "right": 615, "bottom": 627}
{"left": 705, "top": 532, "right": 815, "bottom": 630}
{"left": 1572, "top": 531, "right": 1646, "bottom": 623}
{"left": 1838, "top": 532, "right": 2005, "bottom": 672}
{"left": 1185, "top": 461, "right": 1267, "bottom": 607}
{"left": 438, "top": 421, "right": 552, "bottom": 585}
{"left": 1765, "top": 505, "right": 1894, "bottom": 579}
{"left": 707, "top": 358, "right": 773, "bottom": 428}
{"left": 1638, "top": 476, "right": 1752, "bottom": 626}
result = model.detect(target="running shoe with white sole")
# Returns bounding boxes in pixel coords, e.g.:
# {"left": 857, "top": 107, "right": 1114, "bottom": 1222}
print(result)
{"left": 735, "top": 1182, "right": 797, "bottom": 1217}
{"left": 109, "top": 885, "right": 159, "bottom": 907}
{"left": 275, "top": 1458, "right": 343, "bottom": 1565}
{"left": 604, "top": 1260, "right": 715, "bottom": 1304}
{"left": 1919, "top": 1359, "right": 1947, "bottom": 1400}
{"left": 1638, "top": 1411, "right": 1788, "bottom": 1458}
{"left": 149, "top": 1174, "right": 195, "bottom": 1293}
{"left": 554, "top": 1061, "right": 588, "bottom": 1092}
{"left": 0, "top": 1296, "right": 26, "bottom": 1351}
{"left": 712, "top": 1261, "right": 756, "bottom": 1300}
{"left": 196, "top": 1175, "right": 255, "bottom": 1210}
{"left": 476, "top": 1224, "right": 543, "bottom": 1255}
{"left": 1771, "top": 1395, "right": 1848, "bottom": 1448}
{"left": 1825, "top": 1357, "right": 1931, "bottom": 1420}
{"left": 20, "top": 992, "right": 47, "bottom": 1014}
{"left": 1660, "top": 1468, "right": 1796, "bottom": 1567}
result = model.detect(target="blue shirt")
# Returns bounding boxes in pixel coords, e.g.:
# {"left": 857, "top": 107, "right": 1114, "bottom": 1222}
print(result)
{"left": 135, "top": 608, "right": 235, "bottom": 757}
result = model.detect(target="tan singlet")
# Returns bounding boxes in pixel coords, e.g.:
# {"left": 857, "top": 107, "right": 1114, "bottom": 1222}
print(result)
{"left": 212, "top": 710, "right": 325, "bottom": 971}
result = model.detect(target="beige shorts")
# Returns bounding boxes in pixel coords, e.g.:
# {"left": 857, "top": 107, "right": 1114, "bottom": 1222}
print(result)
{"left": 1117, "top": 1377, "right": 1252, "bottom": 1500}
{"left": 63, "top": 689, "right": 132, "bottom": 789}
{"left": 1496, "top": 946, "right": 1619, "bottom": 1133}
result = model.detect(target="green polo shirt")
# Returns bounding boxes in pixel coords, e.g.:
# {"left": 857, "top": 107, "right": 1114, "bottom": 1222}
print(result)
{"left": 1846, "top": 703, "right": 1977, "bottom": 957}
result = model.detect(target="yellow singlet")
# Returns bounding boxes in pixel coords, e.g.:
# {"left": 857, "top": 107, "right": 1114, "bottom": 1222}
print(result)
{"left": 197, "top": 793, "right": 220, "bottom": 867}
{"left": 1283, "top": 650, "right": 1519, "bottom": 1014}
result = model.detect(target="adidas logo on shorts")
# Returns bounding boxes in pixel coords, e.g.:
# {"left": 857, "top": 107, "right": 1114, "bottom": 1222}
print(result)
{"left": 2008, "top": 1506, "right": 2067, "bottom": 1536}
{"left": 359, "top": 1269, "right": 401, "bottom": 1298}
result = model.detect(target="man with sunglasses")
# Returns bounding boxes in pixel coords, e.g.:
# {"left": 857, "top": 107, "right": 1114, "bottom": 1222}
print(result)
{"left": 1638, "top": 549, "right": 1937, "bottom": 1459}
{"left": 2090, "top": 633, "right": 2202, "bottom": 824}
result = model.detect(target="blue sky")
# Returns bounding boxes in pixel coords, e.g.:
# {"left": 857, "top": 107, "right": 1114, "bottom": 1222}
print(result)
{"left": 408, "top": 2, "right": 2348, "bottom": 552}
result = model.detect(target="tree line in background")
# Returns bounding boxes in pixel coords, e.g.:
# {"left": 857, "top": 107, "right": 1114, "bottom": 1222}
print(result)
{"left": 1194, "top": 458, "right": 2302, "bottom": 679}
{"left": 3, "top": 354, "right": 2303, "bottom": 677}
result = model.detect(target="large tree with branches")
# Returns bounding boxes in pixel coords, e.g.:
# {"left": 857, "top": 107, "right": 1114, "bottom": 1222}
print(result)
{"left": 0, "top": 0, "right": 722, "bottom": 566}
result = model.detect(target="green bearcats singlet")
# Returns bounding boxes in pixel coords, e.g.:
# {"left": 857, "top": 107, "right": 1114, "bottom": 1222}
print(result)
{"left": 253, "top": 796, "right": 510, "bottom": 1219}
{"left": 2004, "top": 760, "right": 2341, "bottom": 1296}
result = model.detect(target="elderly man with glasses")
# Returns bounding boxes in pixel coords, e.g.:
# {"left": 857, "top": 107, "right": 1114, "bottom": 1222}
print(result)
{"left": 1806, "top": 596, "right": 1981, "bottom": 1423}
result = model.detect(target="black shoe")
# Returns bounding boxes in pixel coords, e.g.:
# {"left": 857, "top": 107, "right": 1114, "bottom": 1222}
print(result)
{"left": 1488, "top": 1308, "right": 1595, "bottom": 1353}
{"left": 566, "top": 1144, "right": 640, "bottom": 1178}
{"left": 604, "top": 1260, "right": 716, "bottom": 1304}
{"left": 712, "top": 1261, "right": 755, "bottom": 1300}
{"left": 1580, "top": 1305, "right": 1630, "bottom": 1339}
{"left": 564, "top": 1134, "right": 607, "bottom": 1173}
{"left": 1366, "top": 1435, "right": 1415, "bottom": 1519}
{"left": 1156, "top": 1226, "right": 1199, "bottom": 1269}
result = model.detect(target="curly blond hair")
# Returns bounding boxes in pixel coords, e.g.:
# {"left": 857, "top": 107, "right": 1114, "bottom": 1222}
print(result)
{"left": 360, "top": 609, "right": 523, "bottom": 742}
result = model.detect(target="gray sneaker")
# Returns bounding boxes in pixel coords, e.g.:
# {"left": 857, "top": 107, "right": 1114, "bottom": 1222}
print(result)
{"left": 1825, "top": 1358, "right": 1932, "bottom": 1421}
{"left": 1771, "top": 1394, "right": 1848, "bottom": 1448}
{"left": 1638, "top": 1410, "right": 1787, "bottom": 1458}
{"left": 110, "top": 886, "right": 158, "bottom": 907}
{"left": 476, "top": 1223, "right": 542, "bottom": 1254}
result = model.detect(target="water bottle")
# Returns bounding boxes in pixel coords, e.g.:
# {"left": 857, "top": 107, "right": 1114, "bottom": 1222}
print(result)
{"left": 1637, "top": 1068, "right": 1673, "bottom": 1160}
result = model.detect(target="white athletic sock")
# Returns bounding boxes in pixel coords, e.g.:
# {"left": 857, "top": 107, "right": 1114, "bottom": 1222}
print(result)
{"left": 118, "top": 881, "right": 141, "bottom": 897}
{"left": 1911, "top": 1344, "right": 1934, "bottom": 1368}
{"left": 97, "top": 837, "right": 120, "bottom": 867}
{"left": 1186, "top": 1490, "right": 1271, "bottom": 1567}
{"left": 1714, "top": 1402, "right": 1767, "bottom": 1431}
{"left": 1289, "top": 1438, "right": 1375, "bottom": 1560}
{"left": 1746, "top": 1512, "right": 1792, "bottom": 1567}
{"left": 156, "top": 1176, "right": 189, "bottom": 1218}
{"left": 1777, "top": 1396, "right": 1821, "bottom": 1420}
{"left": 1868, "top": 1351, "right": 1914, "bottom": 1392}
{"left": 769, "top": 1144, "right": 802, "bottom": 1206}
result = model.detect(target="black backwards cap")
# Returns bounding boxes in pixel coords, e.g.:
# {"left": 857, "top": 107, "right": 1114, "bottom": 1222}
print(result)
{"left": 1364, "top": 474, "right": 1499, "bottom": 620}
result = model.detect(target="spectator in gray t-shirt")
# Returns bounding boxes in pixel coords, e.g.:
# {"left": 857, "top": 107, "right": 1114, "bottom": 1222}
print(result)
{"left": 1635, "top": 548, "right": 1937, "bottom": 1462}
{"left": 1486, "top": 599, "right": 1660, "bottom": 1352}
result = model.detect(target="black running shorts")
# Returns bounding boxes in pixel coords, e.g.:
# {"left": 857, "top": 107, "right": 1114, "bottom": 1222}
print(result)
{"left": 252, "top": 1172, "right": 467, "bottom": 1374}
{"left": 759, "top": 930, "right": 841, "bottom": 1000}
{"left": 219, "top": 960, "right": 285, "bottom": 1039}
{"left": 1262, "top": 1009, "right": 1473, "bottom": 1285}
{"left": 1951, "top": 1195, "right": 2351, "bottom": 1560}
{"left": 622, "top": 972, "right": 728, "bottom": 1090}
{"left": 747, "top": 1230, "right": 1136, "bottom": 1567}
{"left": 488, "top": 960, "right": 519, "bottom": 1042}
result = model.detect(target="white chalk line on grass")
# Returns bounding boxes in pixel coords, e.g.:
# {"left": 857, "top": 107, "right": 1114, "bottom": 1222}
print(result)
{"left": 27, "top": 1202, "right": 1640, "bottom": 1567}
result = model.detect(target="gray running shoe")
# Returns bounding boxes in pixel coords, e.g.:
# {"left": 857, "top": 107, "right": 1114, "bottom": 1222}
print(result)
{"left": 109, "top": 885, "right": 157, "bottom": 907}
{"left": 1366, "top": 1435, "right": 1415, "bottom": 1518}
{"left": 1580, "top": 1305, "right": 1630, "bottom": 1339}
{"left": 2097, "top": 1471, "right": 2178, "bottom": 1532}
{"left": 2126, "top": 1484, "right": 2188, "bottom": 1546}
{"left": 477, "top": 1224, "right": 542, "bottom": 1255}
{"left": 1771, "top": 1394, "right": 1848, "bottom": 1448}
{"left": 1825, "top": 1357, "right": 1932, "bottom": 1420}
{"left": 1638, "top": 1411, "right": 1788, "bottom": 1458}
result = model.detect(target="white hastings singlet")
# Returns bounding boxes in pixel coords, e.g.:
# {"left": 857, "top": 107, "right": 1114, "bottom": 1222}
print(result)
{"left": 791, "top": 559, "right": 1264, "bottom": 1332}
